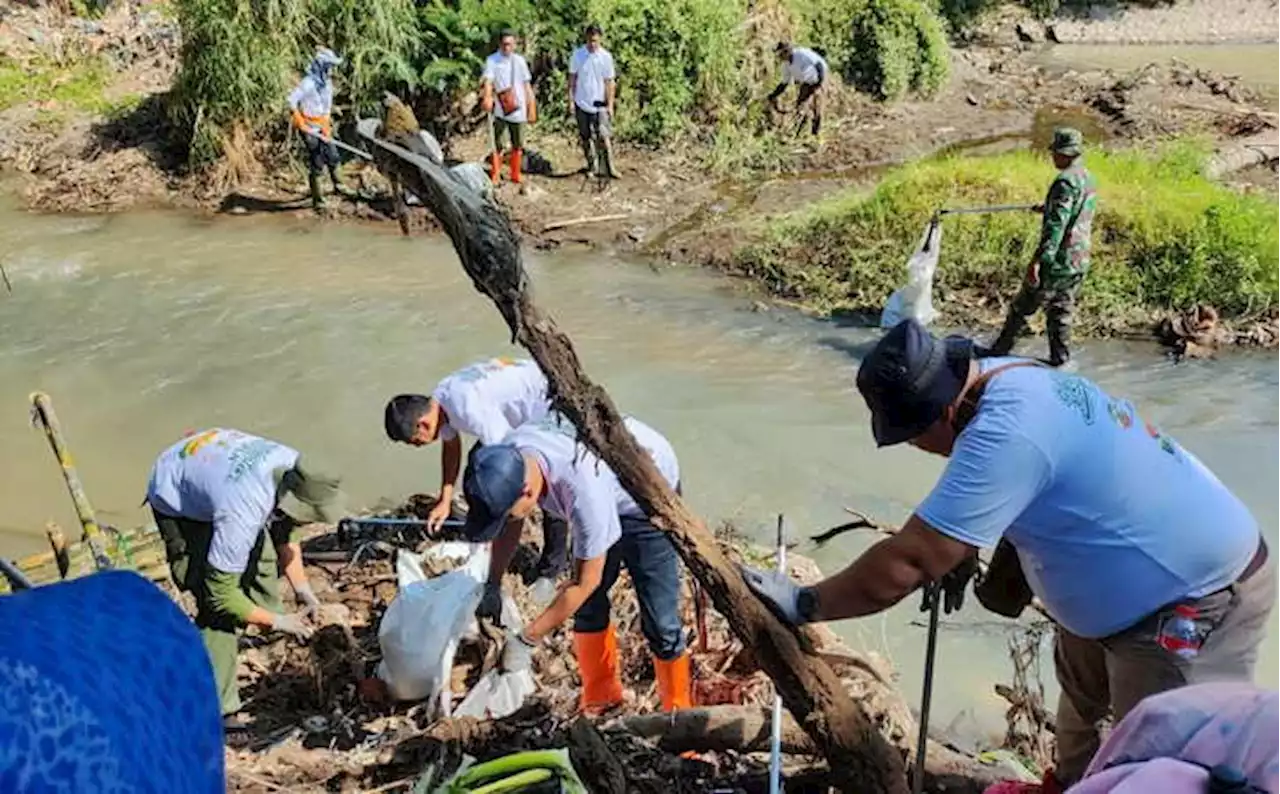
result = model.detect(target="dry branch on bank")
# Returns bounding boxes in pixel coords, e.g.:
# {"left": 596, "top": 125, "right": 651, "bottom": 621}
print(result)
{"left": 359, "top": 118, "right": 910, "bottom": 792}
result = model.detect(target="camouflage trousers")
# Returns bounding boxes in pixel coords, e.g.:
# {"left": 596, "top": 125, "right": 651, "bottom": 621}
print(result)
{"left": 990, "top": 275, "right": 1082, "bottom": 366}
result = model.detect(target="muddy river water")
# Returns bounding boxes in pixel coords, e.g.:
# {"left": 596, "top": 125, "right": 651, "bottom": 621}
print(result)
{"left": 1, "top": 193, "right": 1276, "bottom": 745}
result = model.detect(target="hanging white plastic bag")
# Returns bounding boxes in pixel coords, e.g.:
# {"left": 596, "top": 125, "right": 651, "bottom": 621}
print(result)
{"left": 376, "top": 544, "right": 491, "bottom": 715}
{"left": 453, "top": 593, "right": 537, "bottom": 720}
{"left": 881, "top": 219, "right": 942, "bottom": 328}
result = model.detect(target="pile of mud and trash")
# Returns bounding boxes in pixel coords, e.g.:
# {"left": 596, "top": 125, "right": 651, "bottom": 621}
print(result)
{"left": 216, "top": 495, "right": 1049, "bottom": 794}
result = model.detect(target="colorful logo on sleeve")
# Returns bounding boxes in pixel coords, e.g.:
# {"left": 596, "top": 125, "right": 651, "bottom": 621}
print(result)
{"left": 1104, "top": 396, "right": 1180, "bottom": 459}
{"left": 179, "top": 429, "right": 221, "bottom": 458}
{"left": 1106, "top": 399, "right": 1134, "bottom": 430}
{"left": 1051, "top": 374, "right": 1095, "bottom": 424}
{"left": 455, "top": 357, "right": 518, "bottom": 384}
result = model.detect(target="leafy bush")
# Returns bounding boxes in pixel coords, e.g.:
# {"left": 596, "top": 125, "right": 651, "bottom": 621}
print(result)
{"left": 799, "top": 0, "right": 949, "bottom": 100}
{"left": 730, "top": 140, "right": 1279, "bottom": 331}
{"left": 932, "top": 0, "right": 1000, "bottom": 34}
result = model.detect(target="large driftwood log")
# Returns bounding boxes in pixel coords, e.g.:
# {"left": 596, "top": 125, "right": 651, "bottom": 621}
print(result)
{"left": 1204, "top": 132, "right": 1279, "bottom": 180}
{"left": 357, "top": 119, "right": 910, "bottom": 793}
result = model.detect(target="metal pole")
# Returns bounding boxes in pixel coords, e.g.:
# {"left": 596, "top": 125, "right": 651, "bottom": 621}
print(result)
{"left": 769, "top": 513, "right": 787, "bottom": 794}
{"left": 913, "top": 581, "right": 942, "bottom": 794}
{"left": 938, "top": 203, "right": 1037, "bottom": 216}
{"left": 29, "top": 392, "right": 112, "bottom": 571}
{"left": 1, "top": 558, "right": 34, "bottom": 591}
{"left": 300, "top": 126, "right": 373, "bottom": 161}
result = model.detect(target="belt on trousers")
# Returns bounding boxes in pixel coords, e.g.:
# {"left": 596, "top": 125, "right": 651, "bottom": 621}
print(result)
{"left": 1236, "top": 537, "right": 1268, "bottom": 585}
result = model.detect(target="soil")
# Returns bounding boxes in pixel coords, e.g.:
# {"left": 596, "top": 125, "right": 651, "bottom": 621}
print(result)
{"left": 1, "top": 0, "right": 1277, "bottom": 349}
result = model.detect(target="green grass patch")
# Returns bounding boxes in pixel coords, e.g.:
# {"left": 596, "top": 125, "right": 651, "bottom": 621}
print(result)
{"left": 0, "top": 56, "right": 114, "bottom": 114}
{"left": 731, "top": 140, "right": 1279, "bottom": 331}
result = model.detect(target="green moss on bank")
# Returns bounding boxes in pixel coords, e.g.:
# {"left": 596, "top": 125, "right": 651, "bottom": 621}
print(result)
{"left": 0, "top": 56, "right": 114, "bottom": 114}
{"left": 730, "top": 140, "right": 1279, "bottom": 333}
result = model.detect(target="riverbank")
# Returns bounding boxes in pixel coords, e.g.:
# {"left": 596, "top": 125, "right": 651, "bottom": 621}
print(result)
{"left": 1, "top": 0, "right": 1277, "bottom": 347}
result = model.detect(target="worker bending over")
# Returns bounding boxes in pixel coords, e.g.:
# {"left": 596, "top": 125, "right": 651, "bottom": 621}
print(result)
{"left": 382, "top": 357, "right": 569, "bottom": 599}
{"left": 744, "top": 319, "right": 1273, "bottom": 792}
{"left": 146, "top": 428, "right": 345, "bottom": 727}
{"left": 767, "top": 41, "right": 827, "bottom": 137}
{"left": 288, "top": 47, "right": 347, "bottom": 211}
{"left": 463, "top": 413, "right": 691, "bottom": 714}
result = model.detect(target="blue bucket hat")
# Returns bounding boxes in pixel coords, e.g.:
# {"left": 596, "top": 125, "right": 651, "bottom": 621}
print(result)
{"left": 855, "top": 319, "right": 975, "bottom": 447}
{"left": 461, "top": 444, "right": 528, "bottom": 542}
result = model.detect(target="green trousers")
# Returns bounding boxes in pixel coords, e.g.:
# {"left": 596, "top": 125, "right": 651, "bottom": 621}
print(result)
{"left": 154, "top": 510, "right": 284, "bottom": 715}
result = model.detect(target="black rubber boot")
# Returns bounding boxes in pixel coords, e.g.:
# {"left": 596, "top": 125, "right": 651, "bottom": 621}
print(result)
{"left": 1048, "top": 321, "right": 1072, "bottom": 368}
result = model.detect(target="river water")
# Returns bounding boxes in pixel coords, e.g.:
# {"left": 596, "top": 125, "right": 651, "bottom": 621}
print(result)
{"left": 0, "top": 195, "right": 1275, "bottom": 745}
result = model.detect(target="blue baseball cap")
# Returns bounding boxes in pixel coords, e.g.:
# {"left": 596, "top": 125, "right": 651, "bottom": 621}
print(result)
{"left": 855, "top": 319, "right": 975, "bottom": 447}
{"left": 462, "top": 444, "right": 528, "bottom": 542}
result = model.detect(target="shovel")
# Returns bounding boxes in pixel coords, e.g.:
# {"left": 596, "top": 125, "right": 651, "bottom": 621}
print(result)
{"left": 912, "top": 581, "right": 943, "bottom": 794}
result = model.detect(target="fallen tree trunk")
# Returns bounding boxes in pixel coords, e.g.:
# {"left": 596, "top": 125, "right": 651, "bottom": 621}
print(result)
{"left": 612, "top": 706, "right": 1008, "bottom": 794}
{"left": 357, "top": 118, "right": 910, "bottom": 793}
{"left": 1204, "top": 132, "right": 1279, "bottom": 180}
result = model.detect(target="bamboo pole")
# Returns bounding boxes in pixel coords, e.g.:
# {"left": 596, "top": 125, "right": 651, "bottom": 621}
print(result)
{"left": 46, "top": 524, "right": 70, "bottom": 579}
{"left": 29, "top": 392, "right": 112, "bottom": 571}
{"left": 359, "top": 119, "right": 909, "bottom": 793}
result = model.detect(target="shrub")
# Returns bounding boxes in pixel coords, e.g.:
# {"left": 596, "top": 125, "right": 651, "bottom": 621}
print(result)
{"left": 731, "top": 140, "right": 1279, "bottom": 330}
{"left": 798, "top": 0, "right": 949, "bottom": 100}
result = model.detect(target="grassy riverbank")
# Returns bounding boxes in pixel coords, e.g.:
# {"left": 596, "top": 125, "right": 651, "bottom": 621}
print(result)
{"left": 728, "top": 140, "right": 1279, "bottom": 334}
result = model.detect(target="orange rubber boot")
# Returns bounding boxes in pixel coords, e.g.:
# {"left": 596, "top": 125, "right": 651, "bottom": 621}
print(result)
{"left": 488, "top": 151, "right": 501, "bottom": 185}
{"left": 573, "top": 625, "right": 624, "bottom": 714}
{"left": 654, "top": 652, "right": 693, "bottom": 712}
{"left": 509, "top": 148, "right": 524, "bottom": 184}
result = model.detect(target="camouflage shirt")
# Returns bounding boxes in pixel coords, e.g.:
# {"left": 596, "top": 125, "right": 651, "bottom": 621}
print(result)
{"left": 1035, "top": 160, "right": 1097, "bottom": 287}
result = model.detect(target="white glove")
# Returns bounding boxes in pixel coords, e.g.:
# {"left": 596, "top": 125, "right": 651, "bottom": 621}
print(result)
{"left": 272, "top": 612, "right": 314, "bottom": 641}
{"left": 740, "top": 564, "right": 805, "bottom": 625}
{"left": 529, "top": 576, "right": 557, "bottom": 607}
{"left": 295, "top": 582, "right": 321, "bottom": 617}
{"left": 501, "top": 629, "right": 537, "bottom": 673}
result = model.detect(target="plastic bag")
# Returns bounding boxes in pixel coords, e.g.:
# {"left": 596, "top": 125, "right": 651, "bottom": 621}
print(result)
{"left": 453, "top": 591, "right": 536, "bottom": 720}
{"left": 881, "top": 219, "right": 942, "bottom": 328}
{"left": 376, "top": 544, "right": 490, "bottom": 715}
{"left": 450, "top": 162, "right": 493, "bottom": 198}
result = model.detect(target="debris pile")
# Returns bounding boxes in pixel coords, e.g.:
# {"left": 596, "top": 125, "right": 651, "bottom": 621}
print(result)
{"left": 197, "top": 497, "right": 1040, "bottom": 792}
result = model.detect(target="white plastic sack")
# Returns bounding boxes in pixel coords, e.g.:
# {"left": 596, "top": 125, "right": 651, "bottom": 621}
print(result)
{"left": 376, "top": 544, "right": 491, "bottom": 714}
{"left": 452, "top": 593, "right": 537, "bottom": 720}
{"left": 880, "top": 220, "right": 942, "bottom": 328}
{"left": 450, "top": 162, "right": 493, "bottom": 198}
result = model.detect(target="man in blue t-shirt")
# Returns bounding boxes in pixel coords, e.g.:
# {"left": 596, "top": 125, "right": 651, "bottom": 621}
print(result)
{"left": 742, "top": 319, "right": 1273, "bottom": 790}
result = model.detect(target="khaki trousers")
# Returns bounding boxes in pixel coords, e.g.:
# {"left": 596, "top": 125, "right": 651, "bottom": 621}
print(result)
{"left": 1053, "top": 547, "right": 1275, "bottom": 785}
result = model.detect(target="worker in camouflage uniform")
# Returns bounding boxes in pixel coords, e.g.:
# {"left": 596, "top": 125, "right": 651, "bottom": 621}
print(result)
{"left": 988, "top": 127, "right": 1098, "bottom": 367}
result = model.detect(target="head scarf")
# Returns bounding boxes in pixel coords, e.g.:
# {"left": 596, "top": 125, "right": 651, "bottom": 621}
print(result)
{"left": 308, "top": 47, "right": 343, "bottom": 88}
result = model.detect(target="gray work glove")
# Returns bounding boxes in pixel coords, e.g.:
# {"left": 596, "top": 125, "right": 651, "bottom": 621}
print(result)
{"left": 740, "top": 564, "right": 805, "bottom": 625}
{"left": 272, "top": 612, "right": 314, "bottom": 641}
{"left": 501, "top": 629, "right": 537, "bottom": 673}
{"left": 294, "top": 582, "right": 322, "bottom": 618}
{"left": 476, "top": 580, "right": 504, "bottom": 623}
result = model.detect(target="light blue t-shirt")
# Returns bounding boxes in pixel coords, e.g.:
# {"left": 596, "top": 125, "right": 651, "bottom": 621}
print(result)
{"left": 917, "top": 360, "right": 1258, "bottom": 638}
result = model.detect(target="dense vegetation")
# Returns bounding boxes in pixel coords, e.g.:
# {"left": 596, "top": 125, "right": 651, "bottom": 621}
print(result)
{"left": 730, "top": 141, "right": 1279, "bottom": 331}
{"left": 165, "top": 0, "right": 958, "bottom": 167}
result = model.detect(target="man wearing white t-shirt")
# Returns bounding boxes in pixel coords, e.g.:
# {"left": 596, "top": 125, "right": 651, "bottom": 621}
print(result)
{"left": 146, "top": 428, "right": 345, "bottom": 724}
{"left": 382, "top": 358, "right": 569, "bottom": 591}
{"left": 568, "top": 24, "right": 620, "bottom": 179}
{"left": 766, "top": 40, "right": 828, "bottom": 137}
{"left": 461, "top": 413, "right": 692, "bottom": 715}
{"left": 481, "top": 30, "right": 536, "bottom": 187}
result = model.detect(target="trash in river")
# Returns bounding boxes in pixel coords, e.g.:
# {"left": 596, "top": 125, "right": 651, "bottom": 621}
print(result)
{"left": 881, "top": 218, "right": 942, "bottom": 329}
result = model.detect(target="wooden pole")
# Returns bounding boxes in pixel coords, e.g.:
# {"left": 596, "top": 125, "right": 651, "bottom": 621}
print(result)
{"left": 357, "top": 121, "right": 909, "bottom": 793}
{"left": 46, "top": 524, "right": 70, "bottom": 579}
{"left": 29, "top": 392, "right": 112, "bottom": 571}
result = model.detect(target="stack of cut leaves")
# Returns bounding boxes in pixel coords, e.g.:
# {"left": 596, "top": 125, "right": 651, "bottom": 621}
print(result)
{"left": 415, "top": 749, "right": 586, "bottom": 794}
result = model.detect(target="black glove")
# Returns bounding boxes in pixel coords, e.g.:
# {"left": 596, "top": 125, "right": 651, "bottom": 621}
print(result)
{"left": 476, "top": 580, "right": 503, "bottom": 623}
{"left": 921, "top": 555, "right": 979, "bottom": 615}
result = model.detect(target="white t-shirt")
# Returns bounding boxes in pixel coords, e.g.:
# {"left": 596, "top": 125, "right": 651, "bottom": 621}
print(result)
{"left": 916, "top": 361, "right": 1259, "bottom": 638}
{"left": 432, "top": 358, "right": 551, "bottom": 445}
{"left": 502, "top": 414, "right": 679, "bottom": 561}
{"left": 146, "top": 429, "right": 299, "bottom": 575}
{"left": 568, "top": 46, "right": 616, "bottom": 114}
{"left": 784, "top": 47, "right": 828, "bottom": 86}
{"left": 287, "top": 75, "right": 333, "bottom": 120}
{"left": 482, "top": 52, "right": 533, "bottom": 123}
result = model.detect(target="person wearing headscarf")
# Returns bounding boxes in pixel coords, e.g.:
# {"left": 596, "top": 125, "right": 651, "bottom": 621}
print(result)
{"left": 288, "top": 47, "right": 346, "bottom": 211}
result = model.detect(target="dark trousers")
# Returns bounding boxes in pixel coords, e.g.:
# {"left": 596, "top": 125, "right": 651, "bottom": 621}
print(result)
{"left": 536, "top": 514, "right": 570, "bottom": 579}
{"left": 992, "top": 275, "right": 1082, "bottom": 365}
{"left": 796, "top": 81, "right": 823, "bottom": 135}
{"left": 573, "top": 514, "right": 685, "bottom": 660}
{"left": 303, "top": 134, "right": 339, "bottom": 176}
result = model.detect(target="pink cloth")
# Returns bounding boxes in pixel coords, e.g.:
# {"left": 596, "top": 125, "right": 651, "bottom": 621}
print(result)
{"left": 1067, "top": 682, "right": 1279, "bottom": 794}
